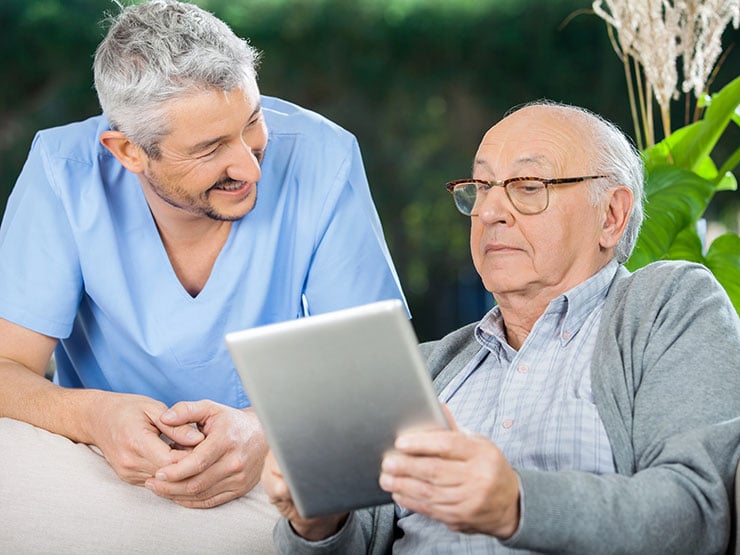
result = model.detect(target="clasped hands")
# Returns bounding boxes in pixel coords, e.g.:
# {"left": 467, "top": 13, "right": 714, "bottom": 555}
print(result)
{"left": 89, "top": 393, "right": 266, "bottom": 508}
{"left": 262, "top": 404, "right": 521, "bottom": 541}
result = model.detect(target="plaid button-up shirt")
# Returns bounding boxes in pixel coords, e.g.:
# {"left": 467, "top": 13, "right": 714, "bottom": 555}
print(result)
{"left": 395, "top": 261, "right": 619, "bottom": 554}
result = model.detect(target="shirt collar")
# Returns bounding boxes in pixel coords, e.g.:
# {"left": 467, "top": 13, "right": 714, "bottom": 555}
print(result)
{"left": 475, "top": 259, "right": 620, "bottom": 350}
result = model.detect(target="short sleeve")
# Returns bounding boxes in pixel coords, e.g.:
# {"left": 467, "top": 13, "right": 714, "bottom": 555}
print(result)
{"left": 0, "top": 133, "right": 83, "bottom": 337}
{"left": 302, "top": 138, "right": 407, "bottom": 316}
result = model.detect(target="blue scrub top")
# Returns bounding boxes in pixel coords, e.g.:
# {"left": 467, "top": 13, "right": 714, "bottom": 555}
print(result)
{"left": 0, "top": 96, "right": 407, "bottom": 408}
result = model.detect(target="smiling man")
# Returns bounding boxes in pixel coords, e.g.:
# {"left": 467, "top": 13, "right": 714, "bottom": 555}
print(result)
{"left": 265, "top": 102, "right": 740, "bottom": 554}
{"left": 0, "top": 0, "right": 404, "bottom": 551}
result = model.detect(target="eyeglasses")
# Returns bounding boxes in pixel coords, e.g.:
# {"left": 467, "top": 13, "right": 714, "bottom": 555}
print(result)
{"left": 445, "top": 175, "right": 609, "bottom": 216}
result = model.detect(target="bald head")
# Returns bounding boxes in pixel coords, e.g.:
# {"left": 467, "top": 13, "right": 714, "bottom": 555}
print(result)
{"left": 478, "top": 101, "right": 644, "bottom": 263}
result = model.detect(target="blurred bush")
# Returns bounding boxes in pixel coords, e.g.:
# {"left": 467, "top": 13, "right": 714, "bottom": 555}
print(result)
{"left": 1, "top": 0, "right": 737, "bottom": 339}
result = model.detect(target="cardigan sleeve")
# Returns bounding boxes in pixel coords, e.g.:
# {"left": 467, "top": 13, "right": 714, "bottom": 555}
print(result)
{"left": 503, "top": 261, "right": 740, "bottom": 554}
{"left": 273, "top": 506, "right": 396, "bottom": 555}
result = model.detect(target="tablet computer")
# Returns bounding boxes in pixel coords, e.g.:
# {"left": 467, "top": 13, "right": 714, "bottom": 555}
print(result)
{"left": 224, "top": 299, "right": 447, "bottom": 518}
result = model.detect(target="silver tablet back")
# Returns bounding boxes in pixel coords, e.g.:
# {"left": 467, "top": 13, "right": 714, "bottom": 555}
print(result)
{"left": 225, "top": 299, "right": 447, "bottom": 518}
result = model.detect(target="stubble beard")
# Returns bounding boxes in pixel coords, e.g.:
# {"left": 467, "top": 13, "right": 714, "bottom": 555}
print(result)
{"left": 144, "top": 171, "right": 256, "bottom": 222}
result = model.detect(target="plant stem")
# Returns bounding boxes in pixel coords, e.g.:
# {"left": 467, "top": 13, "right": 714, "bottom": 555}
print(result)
{"left": 623, "top": 53, "right": 643, "bottom": 150}
{"left": 716, "top": 146, "right": 740, "bottom": 184}
{"left": 634, "top": 57, "right": 651, "bottom": 148}
{"left": 660, "top": 103, "right": 672, "bottom": 140}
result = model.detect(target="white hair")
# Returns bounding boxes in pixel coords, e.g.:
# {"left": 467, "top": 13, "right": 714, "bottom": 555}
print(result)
{"left": 509, "top": 100, "right": 645, "bottom": 263}
{"left": 93, "top": 0, "right": 261, "bottom": 158}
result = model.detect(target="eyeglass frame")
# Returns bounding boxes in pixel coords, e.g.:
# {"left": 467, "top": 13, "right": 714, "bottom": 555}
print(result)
{"left": 445, "top": 175, "right": 610, "bottom": 216}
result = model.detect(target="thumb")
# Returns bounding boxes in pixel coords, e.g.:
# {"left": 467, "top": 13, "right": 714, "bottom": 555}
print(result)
{"left": 440, "top": 402, "right": 479, "bottom": 438}
{"left": 160, "top": 400, "right": 210, "bottom": 425}
{"left": 158, "top": 401, "right": 208, "bottom": 446}
{"left": 440, "top": 402, "right": 459, "bottom": 431}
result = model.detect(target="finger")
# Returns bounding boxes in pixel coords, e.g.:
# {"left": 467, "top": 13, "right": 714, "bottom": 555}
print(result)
{"left": 159, "top": 423, "right": 205, "bottom": 448}
{"left": 394, "top": 428, "right": 473, "bottom": 459}
{"left": 159, "top": 400, "right": 211, "bottom": 427}
{"left": 381, "top": 453, "right": 467, "bottom": 487}
{"left": 388, "top": 487, "right": 465, "bottom": 525}
{"left": 380, "top": 470, "right": 469, "bottom": 518}
{"left": 121, "top": 422, "right": 183, "bottom": 473}
{"left": 149, "top": 435, "right": 263, "bottom": 503}
{"left": 261, "top": 470, "right": 299, "bottom": 520}
{"left": 145, "top": 456, "right": 234, "bottom": 505}
{"left": 155, "top": 401, "right": 208, "bottom": 447}
{"left": 261, "top": 451, "right": 285, "bottom": 484}
{"left": 167, "top": 487, "right": 240, "bottom": 509}
{"left": 164, "top": 447, "right": 192, "bottom": 463}
{"left": 153, "top": 440, "right": 218, "bottom": 483}
{"left": 440, "top": 403, "right": 459, "bottom": 431}
{"left": 147, "top": 460, "right": 252, "bottom": 509}
{"left": 263, "top": 468, "right": 291, "bottom": 503}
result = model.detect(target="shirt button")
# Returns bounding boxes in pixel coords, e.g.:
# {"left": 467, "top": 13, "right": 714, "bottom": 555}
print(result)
{"left": 502, "top": 419, "right": 514, "bottom": 429}
{"left": 517, "top": 364, "right": 528, "bottom": 374}
{"left": 563, "top": 330, "right": 572, "bottom": 340}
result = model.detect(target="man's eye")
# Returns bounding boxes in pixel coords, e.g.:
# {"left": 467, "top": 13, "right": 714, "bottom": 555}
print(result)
{"left": 249, "top": 111, "right": 264, "bottom": 127}
{"left": 513, "top": 181, "right": 545, "bottom": 194}
{"left": 198, "top": 145, "right": 220, "bottom": 158}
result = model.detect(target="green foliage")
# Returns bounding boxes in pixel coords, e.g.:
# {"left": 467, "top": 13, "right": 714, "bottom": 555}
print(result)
{"left": 627, "top": 76, "right": 740, "bottom": 313}
{"left": 1, "top": 0, "right": 738, "bottom": 337}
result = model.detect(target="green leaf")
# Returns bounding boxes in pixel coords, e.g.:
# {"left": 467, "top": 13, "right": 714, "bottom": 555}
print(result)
{"left": 715, "top": 170, "right": 738, "bottom": 192}
{"left": 665, "top": 225, "right": 705, "bottom": 263}
{"left": 627, "top": 165, "right": 715, "bottom": 270}
{"left": 669, "top": 75, "right": 740, "bottom": 171}
{"left": 642, "top": 130, "right": 691, "bottom": 168}
{"left": 716, "top": 146, "right": 740, "bottom": 187}
{"left": 731, "top": 102, "right": 740, "bottom": 127}
{"left": 704, "top": 233, "right": 740, "bottom": 314}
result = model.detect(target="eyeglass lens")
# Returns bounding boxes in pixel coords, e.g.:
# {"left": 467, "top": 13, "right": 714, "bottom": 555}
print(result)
{"left": 453, "top": 180, "right": 548, "bottom": 215}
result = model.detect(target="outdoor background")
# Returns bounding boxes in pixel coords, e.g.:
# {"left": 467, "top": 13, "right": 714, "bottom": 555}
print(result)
{"left": 2, "top": 0, "right": 738, "bottom": 341}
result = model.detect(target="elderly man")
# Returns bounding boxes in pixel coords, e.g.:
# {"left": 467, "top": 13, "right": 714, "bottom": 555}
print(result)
{"left": 0, "top": 0, "right": 405, "bottom": 551}
{"left": 264, "top": 101, "right": 740, "bottom": 554}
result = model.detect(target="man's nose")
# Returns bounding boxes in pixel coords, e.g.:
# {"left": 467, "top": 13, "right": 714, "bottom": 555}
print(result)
{"left": 476, "top": 186, "right": 514, "bottom": 224}
{"left": 226, "top": 142, "right": 262, "bottom": 183}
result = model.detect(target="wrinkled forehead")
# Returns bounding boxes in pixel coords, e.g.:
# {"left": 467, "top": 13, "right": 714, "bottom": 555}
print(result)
{"left": 475, "top": 106, "right": 595, "bottom": 177}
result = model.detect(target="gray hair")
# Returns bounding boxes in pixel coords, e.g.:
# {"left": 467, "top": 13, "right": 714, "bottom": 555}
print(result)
{"left": 510, "top": 100, "right": 645, "bottom": 263}
{"left": 93, "top": 0, "right": 261, "bottom": 158}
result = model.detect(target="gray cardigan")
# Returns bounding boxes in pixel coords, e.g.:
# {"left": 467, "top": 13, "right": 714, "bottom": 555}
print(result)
{"left": 275, "top": 261, "right": 740, "bottom": 554}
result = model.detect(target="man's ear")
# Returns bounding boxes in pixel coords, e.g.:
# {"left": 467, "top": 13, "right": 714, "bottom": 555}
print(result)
{"left": 599, "top": 186, "right": 633, "bottom": 250}
{"left": 100, "top": 130, "right": 147, "bottom": 174}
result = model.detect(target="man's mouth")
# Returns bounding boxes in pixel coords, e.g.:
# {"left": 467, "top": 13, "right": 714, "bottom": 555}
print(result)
{"left": 212, "top": 180, "right": 247, "bottom": 191}
{"left": 484, "top": 242, "right": 520, "bottom": 254}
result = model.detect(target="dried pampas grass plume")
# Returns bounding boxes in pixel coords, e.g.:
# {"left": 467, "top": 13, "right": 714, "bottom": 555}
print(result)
{"left": 592, "top": 0, "right": 739, "bottom": 148}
